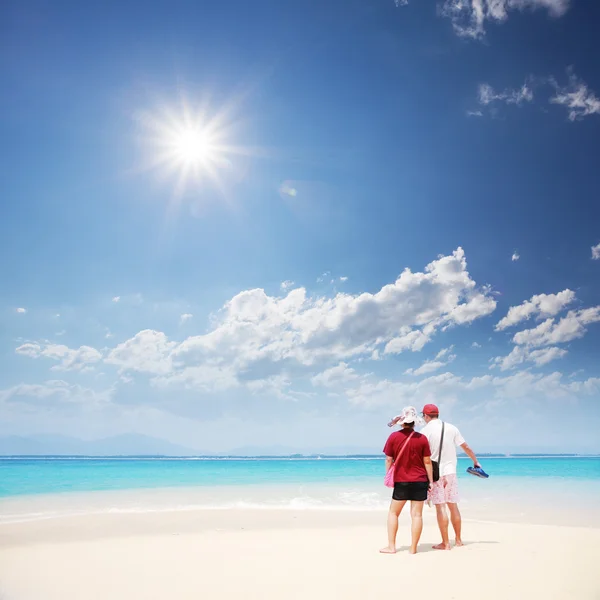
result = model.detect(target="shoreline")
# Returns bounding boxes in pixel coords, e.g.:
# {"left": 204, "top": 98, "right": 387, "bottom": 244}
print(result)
{"left": 2, "top": 482, "right": 600, "bottom": 529}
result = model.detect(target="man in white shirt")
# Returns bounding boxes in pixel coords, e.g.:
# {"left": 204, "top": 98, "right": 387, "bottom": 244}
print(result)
{"left": 420, "top": 403, "right": 481, "bottom": 550}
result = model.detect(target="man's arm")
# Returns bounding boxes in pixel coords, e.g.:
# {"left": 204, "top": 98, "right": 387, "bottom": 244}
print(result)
{"left": 460, "top": 442, "right": 481, "bottom": 467}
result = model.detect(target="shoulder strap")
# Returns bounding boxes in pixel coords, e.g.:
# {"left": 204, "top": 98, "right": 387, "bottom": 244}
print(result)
{"left": 437, "top": 422, "right": 445, "bottom": 463}
{"left": 393, "top": 431, "right": 415, "bottom": 464}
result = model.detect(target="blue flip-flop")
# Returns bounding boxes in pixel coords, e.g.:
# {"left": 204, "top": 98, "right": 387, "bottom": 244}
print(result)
{"left": 467, "top": 466, "right": 489, "bottom": 478}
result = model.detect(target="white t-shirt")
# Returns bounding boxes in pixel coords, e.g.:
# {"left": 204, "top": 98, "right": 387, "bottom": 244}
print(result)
{"left": 421, "top": 420, "right": 465, "bottom": 477}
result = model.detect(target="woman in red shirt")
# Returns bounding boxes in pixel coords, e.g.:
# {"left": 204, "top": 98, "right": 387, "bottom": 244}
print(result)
{"left": 381, "top": 406, "right": 433, "bottom": 555}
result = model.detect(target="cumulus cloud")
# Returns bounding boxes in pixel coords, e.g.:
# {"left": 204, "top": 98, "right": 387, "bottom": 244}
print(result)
{"left": 471, "top": 341, "right": 482, "bottom": 348}
{"left": 339, "top": 276, "right": 348, "bottom": 283}
{"left": 112, "top": 296, "right": 121, "bottom": 303}
{"left": 440, "top": 0, "right": 571, "bottom": 39}
{"left": 180, "top": 313, "right": 193, "bottom": 324}
{"left": 280, "top": 280, "right": 295, "bottom": 291}
{"left": 105, "top": 330, "right": 176, "bottom": 375}
{"left": 491, "top": 345, "right": 567, "bottom": 371}
{"left": 491, "top": 304, "right": 600, "bottom": 371}
{"left": 511, "top": 251, "right": 520, "bottom": 262}
{"left": 512, "top": 307, "right": 600, "bottom": 347}
{"left": 16, "top": 307, "right": 27, "bottom": 314}
{"left": 592, "top": 242, "right": 600, "bottom": 260}
{"left": 495, "top": 289, "right": 576, "bottom": 331}
{"left": 550, "top": 72, "right": 600, "bottom": 121}
{"left": 73, "top": 248, "right": 494, "bottom": 393}
{"left": 15, "top": 343, "right": 103, "bottom": 371}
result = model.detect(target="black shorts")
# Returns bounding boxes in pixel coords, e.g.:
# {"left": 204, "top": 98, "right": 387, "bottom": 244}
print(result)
{"left": 392, "top": 481, "right": 429, "bottom": 502}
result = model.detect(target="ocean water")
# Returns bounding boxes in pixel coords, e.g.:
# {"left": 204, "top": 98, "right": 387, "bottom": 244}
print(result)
{"left": 1, "top": 457, "right": 599, "bottom": 526}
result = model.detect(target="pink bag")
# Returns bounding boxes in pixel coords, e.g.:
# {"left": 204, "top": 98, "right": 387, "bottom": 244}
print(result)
{"left": 384, "top": 431, "right": 415, "bottom": 488}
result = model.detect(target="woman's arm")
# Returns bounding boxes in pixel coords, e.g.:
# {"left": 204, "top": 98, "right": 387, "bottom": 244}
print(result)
{"left": 423, "top": 456, "right": 434, "bottom": 488}
{"left": 385, "top": 456, "right": 393, "bottom": 473}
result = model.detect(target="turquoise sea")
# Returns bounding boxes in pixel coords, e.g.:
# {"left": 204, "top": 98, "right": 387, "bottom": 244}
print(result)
{"left": 1, "top": 456, "right": 599, "bottom": 526}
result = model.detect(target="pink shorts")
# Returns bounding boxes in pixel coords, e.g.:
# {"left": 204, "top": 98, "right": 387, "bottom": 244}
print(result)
{"left": 429, "top": 474, "right": 459, "bottom": 505}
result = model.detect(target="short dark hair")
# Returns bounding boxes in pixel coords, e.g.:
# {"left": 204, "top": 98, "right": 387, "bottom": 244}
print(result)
{"left": 402, "top": 421, "right": 415, "bottom": 429}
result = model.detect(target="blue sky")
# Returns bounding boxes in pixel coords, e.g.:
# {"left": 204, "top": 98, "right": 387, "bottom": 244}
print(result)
{"left": 1, "top": 0, "right": 599, "bottom": 454}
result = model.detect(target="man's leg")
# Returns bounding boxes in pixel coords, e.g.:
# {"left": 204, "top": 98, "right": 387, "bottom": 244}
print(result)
{"left": 448, "top": 502, "right": 463, "bottom": 546}
{"left": 409, "top": 500, "right": 425, "bottom": 554}
{"left": 429, "top": 478, "right": 451, "bottom": 550}
{"left": 433, "top": 503, "right": 451, "bottom": 550}
{"left": 380, "top": 499, "right": 407, "bottom": 554}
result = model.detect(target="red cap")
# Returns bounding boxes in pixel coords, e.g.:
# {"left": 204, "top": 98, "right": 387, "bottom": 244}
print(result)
{"left": 422, "top": 404, "right": 439, "bottom": 416}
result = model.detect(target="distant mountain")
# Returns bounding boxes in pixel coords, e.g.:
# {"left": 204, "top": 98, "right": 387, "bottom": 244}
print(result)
{"left": 0, "top": 437, "right": 382, "bottom": 457}
{"left": 0, "top": 434, "right": 203, "bottom": 456}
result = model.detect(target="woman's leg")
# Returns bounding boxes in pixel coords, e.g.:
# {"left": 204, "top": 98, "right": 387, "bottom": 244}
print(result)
{"left": 380, "top": 499, "right": 407, "bottom": 553}
{"left": 409, "top": 500, "right": 425, "bottom": 554}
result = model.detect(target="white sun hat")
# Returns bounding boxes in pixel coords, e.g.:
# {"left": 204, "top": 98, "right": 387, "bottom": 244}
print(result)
{"left": 388, "top": 406, "right": 424, "bottom": 427}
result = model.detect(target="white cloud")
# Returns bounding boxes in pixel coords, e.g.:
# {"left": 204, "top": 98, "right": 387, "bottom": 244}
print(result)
{"left": 15, "top": 343, "right": 103, "bottom": 371}
{"left": 491, "top": 345, "right": 567, "bottom": 371}
{"left": 512, "top": 307, "right": 600, "bottom": 347}
{"left": 95, "top": 248, "right": 495, "bottom": 392}
{"left": 311, "top": 363, "right": 359, "bottom": 387}
{"left": 491, "top": 304, "right": 600, "bottom": 371}
{"left": 478, "top": 82, "right": 534, "bottom": 107}
{"left": 16, "top": 307, "right": 27, "bottom": 314}
{"left": 394, "top": 0, "right": 409, "bottom": 6}
{"left": 592, "top": 242, "right": 600, "bottom": 260}
{"left": 105, "top": 330, "right": 175, "bottom": 375}
{"left": 384, "top": 329, "right": 431, "bottom": 354}
{"left": 342, "top": 368, "right": 596, "bottom": 409}
{"left": 0, "top": 380, "right": 113, "bottom": 408}
{"left": 441, "top": 0, "right": 571, "bottom": 39}
{"left": 339, "top": 276, "right": 348, "bottom": 283}
{"left": 550, "top": 72, "right": 600, "bottom": 121}
{"left": 511, "top": 251, "right": 520, "bottom": 262}
{"left": 435, "top": 346, "right": 454, "bottom": 360}
{"left": 405, "top": 346, "right": 456, "bottom": 376}
{"left": 471, "top": 341, "right": 482, "bottom": 348}
{"left": 495, "top": 289, "right": 575, "bottom": 331}
{"left": 466, "top": 110, "right": 484, "bottom": 117}
{"left": 280, "top": 280, "right": 295, "bottom": 291}
{"left": 180, "top": 313, "right": 193, "bottom": 324}
{"left": 112, "top": 296, "right": 121, "bottom": 303}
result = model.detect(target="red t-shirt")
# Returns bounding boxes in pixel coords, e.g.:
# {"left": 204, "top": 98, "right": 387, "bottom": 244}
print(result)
{"left": 383, "top": 429, "right": 431, "bottom": 483}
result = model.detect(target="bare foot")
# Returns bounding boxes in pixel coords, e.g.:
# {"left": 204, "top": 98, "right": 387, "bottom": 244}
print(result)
{"left": 409, "top": 547, "right": 418, "bottom": 554}
{"left": 455, "top": 539, "right": 464, "bottom": 547}
{"left": 432, "top": 543, "right": 451, "bottom": 550}
{"left": 379, "top": 546, "right": 397, "bottom": 554}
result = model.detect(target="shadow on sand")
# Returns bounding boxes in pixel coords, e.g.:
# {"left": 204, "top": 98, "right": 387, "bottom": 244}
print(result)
{"left": 395, "top": 540, "right": 499, "bottom": 554}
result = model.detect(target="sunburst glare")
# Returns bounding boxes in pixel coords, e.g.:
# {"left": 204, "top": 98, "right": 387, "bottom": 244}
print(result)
{"left": 135, "top": 94, "right": 252, "bottom": 211}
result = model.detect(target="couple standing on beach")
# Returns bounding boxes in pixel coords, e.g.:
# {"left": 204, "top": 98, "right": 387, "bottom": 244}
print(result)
{"left": 380, "top": 404, "right": 481, "bottom": 555}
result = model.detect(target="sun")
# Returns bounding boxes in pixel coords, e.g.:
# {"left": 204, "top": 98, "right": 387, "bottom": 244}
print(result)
{"left": 136, "top": 95, "right": 247, "bottom": 206}
{"left": 171, "top": 128, "right": 215, "bottom": 167}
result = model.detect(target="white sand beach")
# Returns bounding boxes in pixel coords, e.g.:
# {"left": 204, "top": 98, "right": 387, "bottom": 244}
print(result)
{"left": 1, "top": 507, "right": 599, "bottom": 600}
